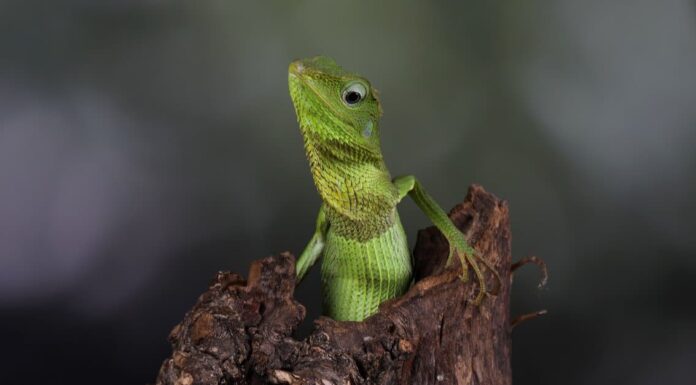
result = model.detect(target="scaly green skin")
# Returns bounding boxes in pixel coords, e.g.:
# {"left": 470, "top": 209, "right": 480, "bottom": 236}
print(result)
{"left": 289, "top": 56, "right": 494, "bottom": 321}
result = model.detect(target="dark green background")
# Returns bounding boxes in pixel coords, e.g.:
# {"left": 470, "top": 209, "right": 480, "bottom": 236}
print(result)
{"left": 2, "top": 1, "right": 695, "bottom": 384}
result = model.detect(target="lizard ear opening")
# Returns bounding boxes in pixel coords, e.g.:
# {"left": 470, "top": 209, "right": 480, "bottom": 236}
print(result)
{"left": 362, "top": 120, "right": 374, "bottom": 138}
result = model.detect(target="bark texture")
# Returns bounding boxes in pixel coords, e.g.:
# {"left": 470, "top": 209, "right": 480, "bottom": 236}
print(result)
{"left": 156, "top": 185, "right": 513, "bottom": 385}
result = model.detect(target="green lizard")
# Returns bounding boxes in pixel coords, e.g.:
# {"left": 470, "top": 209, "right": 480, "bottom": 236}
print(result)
{"left": 288, "top": 56, "right": 496, "bottom": 321}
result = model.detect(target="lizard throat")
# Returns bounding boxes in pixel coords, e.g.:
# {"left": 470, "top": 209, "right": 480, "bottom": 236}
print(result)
{"left": 302, "top": 134, "right": 399, "bottom": 241}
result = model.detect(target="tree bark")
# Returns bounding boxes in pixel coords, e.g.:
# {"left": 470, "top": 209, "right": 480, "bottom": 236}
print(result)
{"left": 156, "top": 185, "right": 514, "bottom": 385}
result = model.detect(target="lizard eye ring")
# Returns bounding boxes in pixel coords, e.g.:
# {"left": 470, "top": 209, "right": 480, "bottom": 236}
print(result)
{"left": 341, "top": 82, "right": 368, "bottom": 106}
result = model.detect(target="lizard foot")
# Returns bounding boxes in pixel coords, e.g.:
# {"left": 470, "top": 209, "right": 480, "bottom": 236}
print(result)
{"left": 447, "top": 244, "right": 502, "bottom": 305}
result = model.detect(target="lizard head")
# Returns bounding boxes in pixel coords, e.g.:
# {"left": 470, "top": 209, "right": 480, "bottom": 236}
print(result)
{"left": 288, "top": 56, "right": 383, "bottom": 159}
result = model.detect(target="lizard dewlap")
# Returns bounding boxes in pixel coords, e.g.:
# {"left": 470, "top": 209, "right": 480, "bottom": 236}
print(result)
{"left": 289, "top": 56, "right": 493, "bottom": 321}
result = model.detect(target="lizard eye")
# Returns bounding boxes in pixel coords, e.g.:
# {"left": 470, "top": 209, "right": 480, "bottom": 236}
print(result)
{"left": 341, "top": 82, "right": 368, "bottom": 106}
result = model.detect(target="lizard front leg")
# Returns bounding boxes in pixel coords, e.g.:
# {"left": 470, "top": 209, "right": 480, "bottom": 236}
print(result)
{"left": 393, "top": 175, "right": 500, "bottom": 304}
{"left": 295, "top": 205, "right": 328, "bottom": 283}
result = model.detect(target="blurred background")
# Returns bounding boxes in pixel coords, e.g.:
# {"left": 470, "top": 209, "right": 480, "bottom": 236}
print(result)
{"left": 2, "top": 1, "right": 695, "bottom": 384}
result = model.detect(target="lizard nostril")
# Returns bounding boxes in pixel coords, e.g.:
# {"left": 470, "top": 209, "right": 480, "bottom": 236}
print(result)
{"left": 289, "top": 61, "right": 305, "bottom": 76}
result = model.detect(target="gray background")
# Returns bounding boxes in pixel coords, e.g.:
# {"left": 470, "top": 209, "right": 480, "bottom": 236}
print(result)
{"left": 2, "top": 1, "right": 695, "bottom": 384}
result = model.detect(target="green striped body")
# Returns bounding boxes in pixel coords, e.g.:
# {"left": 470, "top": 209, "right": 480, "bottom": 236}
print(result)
{"left": 321, "top": 211, "right": 412, "bottom": 321}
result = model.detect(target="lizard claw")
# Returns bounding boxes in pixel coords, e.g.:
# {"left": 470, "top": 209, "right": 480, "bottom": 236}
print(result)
{"left": 446, "top": 242, "right": 502, "bottom": 305}
{"left": 448, "top": 245, "right": 469, "bottom": 283}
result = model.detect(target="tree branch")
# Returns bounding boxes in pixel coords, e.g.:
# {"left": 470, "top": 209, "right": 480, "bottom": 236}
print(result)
{"left": 156, "top": 185, "right": 520, "bottom": 385}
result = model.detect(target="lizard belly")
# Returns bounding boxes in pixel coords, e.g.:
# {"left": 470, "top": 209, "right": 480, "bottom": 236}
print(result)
{"left": 321, "top": 213, "right": 412, "bottom": 321}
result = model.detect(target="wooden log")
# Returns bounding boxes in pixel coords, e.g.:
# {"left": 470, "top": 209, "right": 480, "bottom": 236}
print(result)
{"left": 156, "top": 185, "right": 516, "bottom": 385}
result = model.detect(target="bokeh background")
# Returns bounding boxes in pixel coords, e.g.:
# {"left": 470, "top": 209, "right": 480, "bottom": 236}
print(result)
{"left": 2, "top": 1, "right": 695, "bottom": 384}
